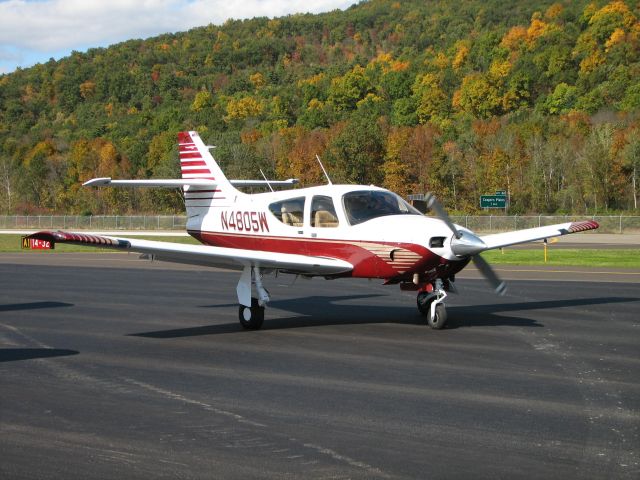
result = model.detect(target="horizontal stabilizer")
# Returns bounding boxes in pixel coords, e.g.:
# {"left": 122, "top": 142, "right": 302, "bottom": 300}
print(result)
{"left": 229, "top": 179, "right": 299, "bottom": 188}
{"left": 83, "top": 178, "right": 215, "bottom": 187}
{"left": 83, "top": 177, "right": 299, "bottom": 188}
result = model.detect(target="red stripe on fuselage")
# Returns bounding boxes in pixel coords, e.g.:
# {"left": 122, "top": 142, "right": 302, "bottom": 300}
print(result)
{"left": 189, "top": 230, "right": 443, "bottom": 278}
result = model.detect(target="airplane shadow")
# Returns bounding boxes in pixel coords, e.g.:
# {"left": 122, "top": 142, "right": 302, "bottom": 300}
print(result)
{"left": 197, "top": 293, "right": 385, "bottom": 310}
{"left": 128, "top": 294, "right": 638, "bottom": 339}
{"left": 447, "top": 296, "right": 639, "bottom": 329}
{"left": 0, "top": 301, "right": 74, "bottom": 313}
{"left": 0, "top": 348, "right": 79, "bottom": 363}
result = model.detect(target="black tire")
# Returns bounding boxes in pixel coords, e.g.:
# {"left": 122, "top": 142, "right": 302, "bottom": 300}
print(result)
{"left": 238, "top": 297, "right": 264, "bottom": 330}
{"left": 417, "top": 292, "right": 434, "bottom": 317}
{"left": 428, "top": 303, "right": 447, "bottom": 330}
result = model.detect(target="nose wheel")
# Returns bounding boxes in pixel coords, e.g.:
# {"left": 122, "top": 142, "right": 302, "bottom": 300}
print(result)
{"left": 417, "top": 280, "right": 448, "bottom": 329}
{"left": 427, "top": 303, "right": 447, "bottom": 329}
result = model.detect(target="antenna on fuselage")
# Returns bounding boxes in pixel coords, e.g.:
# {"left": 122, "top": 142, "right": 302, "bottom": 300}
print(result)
{"left": 259, "top": 169, "right": 275, "bottom": 192}
{"left": 315, "top": 154, "right": 333, "bottom": 185}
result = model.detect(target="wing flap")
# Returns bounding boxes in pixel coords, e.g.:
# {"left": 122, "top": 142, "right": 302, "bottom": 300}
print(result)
{"left": 25, "top": 231, "right": 353, "bottom": 275}
{"left": 479, "top": 220, "right": 599, "bottom": 250}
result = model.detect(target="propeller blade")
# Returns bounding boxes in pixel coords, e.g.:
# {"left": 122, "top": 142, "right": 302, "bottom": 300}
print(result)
{"left": 472, "top": 254, "right": 507, "bottom": 296}
{"left": 425, "top": 192, "right": 461, "bottom": 239}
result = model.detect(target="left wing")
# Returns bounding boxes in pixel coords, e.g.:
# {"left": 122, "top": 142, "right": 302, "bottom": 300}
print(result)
{"left": 23, "top": 231, "right": 353, "bottom": 276}
{"left": 479, "top": 220, "right": 599, "bottom": 250}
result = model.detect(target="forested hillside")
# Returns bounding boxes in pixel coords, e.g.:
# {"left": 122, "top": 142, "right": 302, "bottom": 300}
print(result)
{"left": 1, "top": 0, "right": 639, "bottom": 214}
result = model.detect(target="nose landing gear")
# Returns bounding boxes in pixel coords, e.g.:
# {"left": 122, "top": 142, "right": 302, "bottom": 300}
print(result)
{"left": 416, "top": 279, "right": 448, "bottom": 329}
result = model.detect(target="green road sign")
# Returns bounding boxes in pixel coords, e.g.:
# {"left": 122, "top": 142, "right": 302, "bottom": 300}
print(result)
{"left": 480, "top": 195, "right": 507, "bottom": 208}
{"left": 495, "top": 190, "right": 506, "bottom": 196}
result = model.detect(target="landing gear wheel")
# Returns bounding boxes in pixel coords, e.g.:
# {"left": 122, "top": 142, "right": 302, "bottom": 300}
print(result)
{"left": 238, "top": 297, "right": 264, "bottom": 330}
{"left": 428, "top": 303, "right": 447, "bottom": 330}
{"left": 416, "top": 292, "right": 434, "bottom": 317}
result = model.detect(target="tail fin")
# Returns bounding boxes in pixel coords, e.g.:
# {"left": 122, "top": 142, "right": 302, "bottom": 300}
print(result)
{"left": 178, "top": 131, "right": 238, "bottom": 213}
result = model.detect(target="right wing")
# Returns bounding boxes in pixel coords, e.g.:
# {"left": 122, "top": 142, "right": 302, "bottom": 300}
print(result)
{"left": 23, "top": 230, "right": 352, "bottom": 276}
{"left": 479, "top": 220, "right": 599, "bottom": 250}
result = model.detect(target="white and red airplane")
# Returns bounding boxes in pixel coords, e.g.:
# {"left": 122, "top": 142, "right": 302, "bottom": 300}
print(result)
{"left": 24, "top": 131, "right": 599, "bottom": 330}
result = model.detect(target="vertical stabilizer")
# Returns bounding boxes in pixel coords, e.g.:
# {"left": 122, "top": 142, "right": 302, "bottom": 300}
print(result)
{"left": 178, "top": 131, "right": 238, "bottom": 215}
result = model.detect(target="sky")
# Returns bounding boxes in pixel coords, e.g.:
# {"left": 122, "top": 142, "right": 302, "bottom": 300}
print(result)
{"left": 0, "top": 0, "right": 355, "bottom": 74}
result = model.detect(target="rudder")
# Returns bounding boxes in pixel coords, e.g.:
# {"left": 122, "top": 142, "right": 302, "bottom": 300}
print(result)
{"left": 178, "top": 131, "right": 237, "bottom": 213}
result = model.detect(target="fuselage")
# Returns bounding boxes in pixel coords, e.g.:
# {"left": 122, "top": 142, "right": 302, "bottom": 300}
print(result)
{"left": 186, "top": 184, "right": 469, "bottom": 281}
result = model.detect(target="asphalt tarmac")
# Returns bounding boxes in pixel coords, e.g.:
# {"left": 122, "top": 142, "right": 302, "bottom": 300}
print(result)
{"left": 1, "top": 254, "right": 639, "bottom": 479}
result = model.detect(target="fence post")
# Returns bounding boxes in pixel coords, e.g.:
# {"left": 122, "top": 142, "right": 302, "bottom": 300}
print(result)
{"left": 538, "top": 214, "right": 541, "bottom": 228}
{"left": 489, "top": 215, "right": 492, "bottom": 231}
{"left": 620, "top": 215, "right": 623, "bottom": 234}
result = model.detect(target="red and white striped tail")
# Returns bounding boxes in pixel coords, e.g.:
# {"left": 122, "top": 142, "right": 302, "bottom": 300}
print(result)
{"left": 178, "top": 131, "right": 235, "bottom": 211}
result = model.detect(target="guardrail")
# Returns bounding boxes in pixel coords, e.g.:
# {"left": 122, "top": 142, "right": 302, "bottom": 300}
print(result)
{"left": 0, "top": 215, "right": 639, "bottom": 233}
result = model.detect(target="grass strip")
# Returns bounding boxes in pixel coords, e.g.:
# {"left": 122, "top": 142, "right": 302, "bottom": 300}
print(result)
{"left": 481, "top": 248, "right": 640, "bottom": 268}
{"left": 2, "top": 234, "right": 638, "bottom": 268}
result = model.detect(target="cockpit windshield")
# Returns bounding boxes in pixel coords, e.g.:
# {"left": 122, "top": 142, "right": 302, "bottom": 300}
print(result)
{"left": 342, "top": 190, "right": 421, "bottom": 226}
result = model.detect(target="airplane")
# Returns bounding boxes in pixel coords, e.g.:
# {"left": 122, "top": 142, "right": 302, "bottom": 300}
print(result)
{"left": 23, "top": 131, "right": 599, "bottom": 330}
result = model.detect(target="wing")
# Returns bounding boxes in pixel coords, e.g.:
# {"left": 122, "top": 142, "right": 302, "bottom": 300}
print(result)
{"left": 23, "top": 231, "right": 353, "bottom": 276}
{"left": 479, "top": 220, "right": 599, "bottom": 250}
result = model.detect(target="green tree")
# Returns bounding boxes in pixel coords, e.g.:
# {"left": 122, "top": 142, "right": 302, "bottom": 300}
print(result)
{"left": 454, "top": 73, "right": 502, "bottom": 118}
{"left": 326, "top": 113, "right": 384, "bottom": 185}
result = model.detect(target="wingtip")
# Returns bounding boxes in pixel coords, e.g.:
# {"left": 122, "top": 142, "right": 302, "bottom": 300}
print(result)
{"left": 83, "top": 177, "right": 111, "bottom": 187}
{"left": 567, "top": 220, "right": 599, "bottom": 233}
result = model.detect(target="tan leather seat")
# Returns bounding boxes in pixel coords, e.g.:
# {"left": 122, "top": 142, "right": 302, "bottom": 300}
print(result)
{"left": 281, "top": 204, "right": 303, "bottom": 227}
{"left": 314, "top": 210, "right": 338, "bottom": 227}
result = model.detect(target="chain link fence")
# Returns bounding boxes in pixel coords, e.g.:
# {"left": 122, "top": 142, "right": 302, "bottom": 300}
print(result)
{"left": 448, "top": 215, "right": 640, "bottom": 233}
{"left": 0, "top": 214, "right": 639, "bottom": 233}
{"left": 0, "top": 215, "right": 187, "bottom": 230}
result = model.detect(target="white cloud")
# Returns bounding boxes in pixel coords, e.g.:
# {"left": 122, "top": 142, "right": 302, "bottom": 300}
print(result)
{"left": 0, "top": 0, "right": 354, "bottom": 69}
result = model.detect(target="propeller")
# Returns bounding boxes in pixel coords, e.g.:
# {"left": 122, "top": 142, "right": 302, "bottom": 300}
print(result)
{"left": 425, "top": 193, "right": 507, "bottom": 295}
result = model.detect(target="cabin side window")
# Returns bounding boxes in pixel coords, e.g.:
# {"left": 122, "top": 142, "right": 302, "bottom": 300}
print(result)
{"left": 311, "top": 195, "right": 339, "bottom": 228}
{"left": 268, "top": 197, "right": 305, "bottom": 227}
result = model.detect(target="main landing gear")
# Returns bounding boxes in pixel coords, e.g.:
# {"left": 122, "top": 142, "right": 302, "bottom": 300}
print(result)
{"left": 237, "top": 266, "right": 269, "bottom": 330}
{"left": 416, "top": 278, "right": 448, "bottom": 329}
{"left": 239, "top": 298, "right": 264, "bottom": 330}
